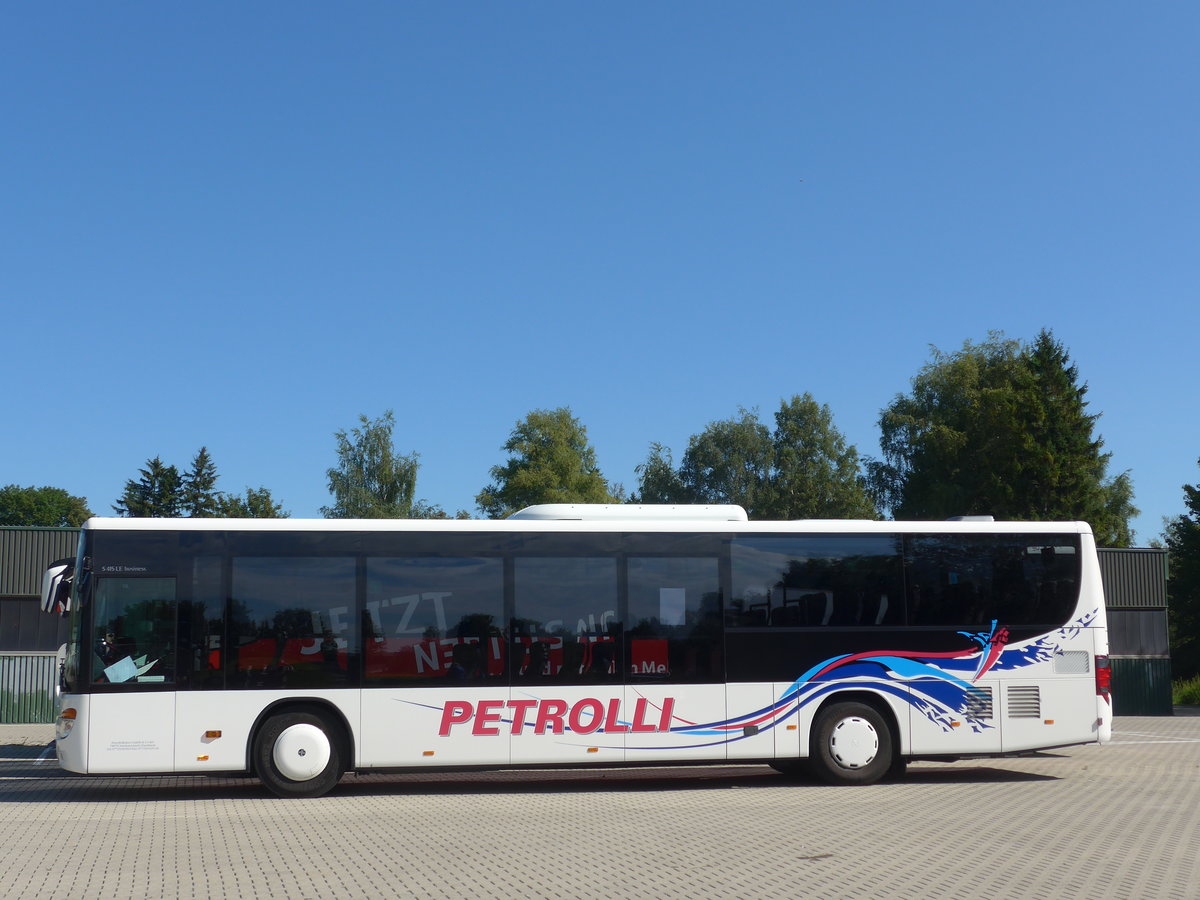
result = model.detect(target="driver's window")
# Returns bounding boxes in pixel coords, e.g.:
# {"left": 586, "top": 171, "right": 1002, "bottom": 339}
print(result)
{"left": 93, "top": 577, "right": 176, "bottom": 684}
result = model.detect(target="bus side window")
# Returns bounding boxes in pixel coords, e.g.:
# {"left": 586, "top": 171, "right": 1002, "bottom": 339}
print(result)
{"left": 626, "top": 557, "right": 722, "bottom": 682}
{"left": 230, "top": 557, "right": 357, "bottom": 689}
{"left": 903, "top": 535, "right": 1080, "bottom": 628}
{"left": 731, "top": 535, "right": 904, "bottom": 629}
{"left": 365, "top": 557, "right": 505, "bottom": 684}
{"left": 513, "top": 557, "right": 621, "bottom": 685}
{"left": 92, "top": 577, "right": 177, "bottom": 685}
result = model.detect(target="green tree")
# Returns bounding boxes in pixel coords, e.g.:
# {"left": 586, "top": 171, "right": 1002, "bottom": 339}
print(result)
{"left": 635, "top": 395, "right": 876, "bottom": 519}
{"left": 675, "top": 408, "right": 774, "bottom": 510}
{"left": 1165, "top": 459, "right": 1200, "bottom": 678}
{"left": 181, "top": 447, "right": 220, "bottom": 517}
{"left": 216, "top": 486, "right": 290, "bottom": 519}
{"left": 764, "top": 394, "right": 878, "bottom": 519}
{"left": 0, "top": 485, "right": 92, "bottom": 526}
{"left": 323, "top": 411, "right": 435, "bottom": 518}
{"left": 114, "top": 449, "right": 288, "bottom": 519}
{"left": 476, "top": 407, "right": 616, "bottom": 518}
{"left": 869, "top": 330, "right": 1137, "bottom": 545}
{"left": 633, "top": 443, "right": 689, "bottom": 504}
{"left": 113, "top": 457, "right": 183, "bottom": 517}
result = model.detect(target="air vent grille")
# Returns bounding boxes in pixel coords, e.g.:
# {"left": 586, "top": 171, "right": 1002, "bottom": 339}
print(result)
{"left": 962, "top": 687, "right": 994, "bottom": 720}
{"left": 1007, "top": 685, "right": 1041, "bottom": 719}
{"left": 1054, "top": 651, "right": 1090, "bottom": 675}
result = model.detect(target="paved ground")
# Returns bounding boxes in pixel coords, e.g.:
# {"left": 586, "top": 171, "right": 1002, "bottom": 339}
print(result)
{"left": 1, "top": 715, "right": 1198, "bottom": 900}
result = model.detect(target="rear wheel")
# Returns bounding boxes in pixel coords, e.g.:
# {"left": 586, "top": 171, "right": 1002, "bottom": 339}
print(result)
{"left": 808, "top": 701, "right": 893, "bottom": 786}
{"left": 254, "top": 710, "right": 345, "bottom": 798}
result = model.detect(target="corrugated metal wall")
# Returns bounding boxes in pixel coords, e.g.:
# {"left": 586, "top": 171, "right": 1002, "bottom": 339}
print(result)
{"left": 0, "top": 653, "right": 58, "bottom": 724}
{"left": 1107, "top": 609, "right": 1170, "bottom": 657}
{"left": 1111, "top": 657, "right": 1174, "bottom": 716}
{"left": 1098, "top": 547, "right": 1172, "bottom": 716}
{"left": 1098, "top": 548, "right": 1169, "bottom": 609}
{"left": 0, "top": 528, "right": 77, "bottom": 653}
{"left": 0, "top": 527, "right": 80, "bottom": 597}
{"left": 0, "top": 529, "right": 77, "bottom": 722}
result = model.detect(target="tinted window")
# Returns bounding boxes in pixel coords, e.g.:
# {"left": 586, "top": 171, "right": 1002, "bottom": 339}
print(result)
{"left": 731, "top": 535, "right": 904, "bottom": 627}
{"left": 230, "top": 557, "right": 357, "bottom": 688}
{"left": 904, "top": 534, "right": 1080, "bottom": 627}
{"left": 513, "top": 557, "right": 621, "bottom": 683}
{"left": 365, "top": 557, "right": 505, "bottom": 684}
{"left": 92, "top": 531, "right": 178, "bottom": 574}
{"left": 92, "top": 577, "right": 176, "bottom": 685}
{"left": 179, "top": 555, "right": 224, "bottom": 690}
{"left": 627, "top": 557, "right": 723, "bottom": 682}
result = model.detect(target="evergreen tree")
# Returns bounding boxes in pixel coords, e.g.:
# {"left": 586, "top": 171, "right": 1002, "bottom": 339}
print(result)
{"left": 1165, "top": 459, "right": 1200, "bottom": 678}
{"left": 181, "top": 447, "right": 220, "bottom": 517}
{"left": 113, "top": 448, "right": 288, "bottom": 519}
{"left": 1022, "top": 332, "right": 1136, "bottom": 543}
{"left": 113, "top": 457, "right": 183, "bottom": 517}
{"left": 0, "top": 485, "right": 92, "bottom": 526}
{"left": 476, "top": 407, "right": 616, "bottom": 518}
{"left": 869, "top": 331, "right": 1137, "bottom": 545}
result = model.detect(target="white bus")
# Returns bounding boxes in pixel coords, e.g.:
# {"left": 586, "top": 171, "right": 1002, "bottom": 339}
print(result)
{"left": 42, "top": 506, "right": 1112, "bottom": 797}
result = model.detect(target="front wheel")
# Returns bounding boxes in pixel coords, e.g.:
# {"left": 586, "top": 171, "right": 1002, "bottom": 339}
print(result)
{"left": 808, "top": 701, "right": 893, "bottom": 786}
{"left": 254, "top": 710, "right": 345, "bottom": 798}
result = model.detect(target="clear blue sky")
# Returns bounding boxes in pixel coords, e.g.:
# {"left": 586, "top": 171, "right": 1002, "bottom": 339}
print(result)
{"left": 3, "top": 3, "right": 1197, "bottom": 543}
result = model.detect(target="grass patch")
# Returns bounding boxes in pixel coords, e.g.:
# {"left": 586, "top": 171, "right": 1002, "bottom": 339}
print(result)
{"left": 1172, "top": 675, "right": 1200, "bottom": 706}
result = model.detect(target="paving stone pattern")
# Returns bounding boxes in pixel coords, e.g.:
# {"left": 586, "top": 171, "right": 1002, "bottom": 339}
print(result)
{"left": 0, "top": 716, "right": 1198, "bottom": 899}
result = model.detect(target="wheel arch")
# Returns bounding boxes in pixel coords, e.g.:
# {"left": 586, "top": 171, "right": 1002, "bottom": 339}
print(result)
{"left": 246, "top": 698, "right": 355, "bottom": 774}
{"left": 809, "top": 689, "right": 905, "bottom": 759}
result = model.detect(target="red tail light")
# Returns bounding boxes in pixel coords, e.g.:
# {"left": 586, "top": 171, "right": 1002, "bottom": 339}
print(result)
{"left": 1095, "top": 655, "right": 1112, "bottom": 699}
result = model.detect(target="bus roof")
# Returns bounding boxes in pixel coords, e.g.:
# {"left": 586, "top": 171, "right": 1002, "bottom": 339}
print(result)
{"left": 78, "top": 510, "right": 1095, "bottom": 536}
{"left": 507, "top": 504, "right": 749, "bottom": 521}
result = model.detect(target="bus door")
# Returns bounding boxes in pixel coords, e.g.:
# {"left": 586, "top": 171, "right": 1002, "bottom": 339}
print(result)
{"left": 507, "top": 556, "right": 626, "bottom": 765}
{"left": 86, "top": 576, "right": 177, "bottom": 773}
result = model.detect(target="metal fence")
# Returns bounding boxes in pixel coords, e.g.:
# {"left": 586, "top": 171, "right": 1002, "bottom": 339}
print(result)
{"left": 0, "top": 653, "right": 58, "bottom": 724}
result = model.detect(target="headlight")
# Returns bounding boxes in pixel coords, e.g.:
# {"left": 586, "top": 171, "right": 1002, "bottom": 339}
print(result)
{"left": 56, "top": 707, "right": 77, "bottom": 741}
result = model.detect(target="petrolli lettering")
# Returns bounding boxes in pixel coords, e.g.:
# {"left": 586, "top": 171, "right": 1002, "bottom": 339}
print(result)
{"left": 438, "top": 697, "right": 676, "bottom": 736}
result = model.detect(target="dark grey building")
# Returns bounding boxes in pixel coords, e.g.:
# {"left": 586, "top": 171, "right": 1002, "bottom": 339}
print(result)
{"left": 0, "top": 527, "right": 76, "bottom": 652}
{"left": 1098, "top": 547, "right": 1172, "bottom": 716}
{"left": 0, "top": 527, "right": 77, "bottom": 723}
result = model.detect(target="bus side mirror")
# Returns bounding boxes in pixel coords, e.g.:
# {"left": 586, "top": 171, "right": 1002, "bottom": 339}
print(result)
{"left": 40, "top": 560, "right": 74, "bottom": 615}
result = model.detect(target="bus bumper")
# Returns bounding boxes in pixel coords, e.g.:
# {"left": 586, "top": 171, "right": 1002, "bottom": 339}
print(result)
{"left": 55, "top": 694, "right": 88, "bottom": 774}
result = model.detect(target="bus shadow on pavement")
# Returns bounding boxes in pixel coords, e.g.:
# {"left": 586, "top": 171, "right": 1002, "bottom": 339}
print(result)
{"left": 0, "top": 762, "right": 1060, "bottom": 803}
{"left": 900, "top": 766, "right": 1060, "bottom": 784}
{"left": 0, "top": 743, "right": 56, "bottom": 760}
{"left": 334, "top": 764, "right": 1060, "bottom": 797}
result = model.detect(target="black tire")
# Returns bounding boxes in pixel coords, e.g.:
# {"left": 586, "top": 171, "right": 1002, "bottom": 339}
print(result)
{"left": 886, "top": 754, "right": 908, "bottom": 781}
{"left": 807, "top": 701, "right": 893, "bottom": 786}
{"left": 253, "top": 710, "right": 345, "bottom": 798}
